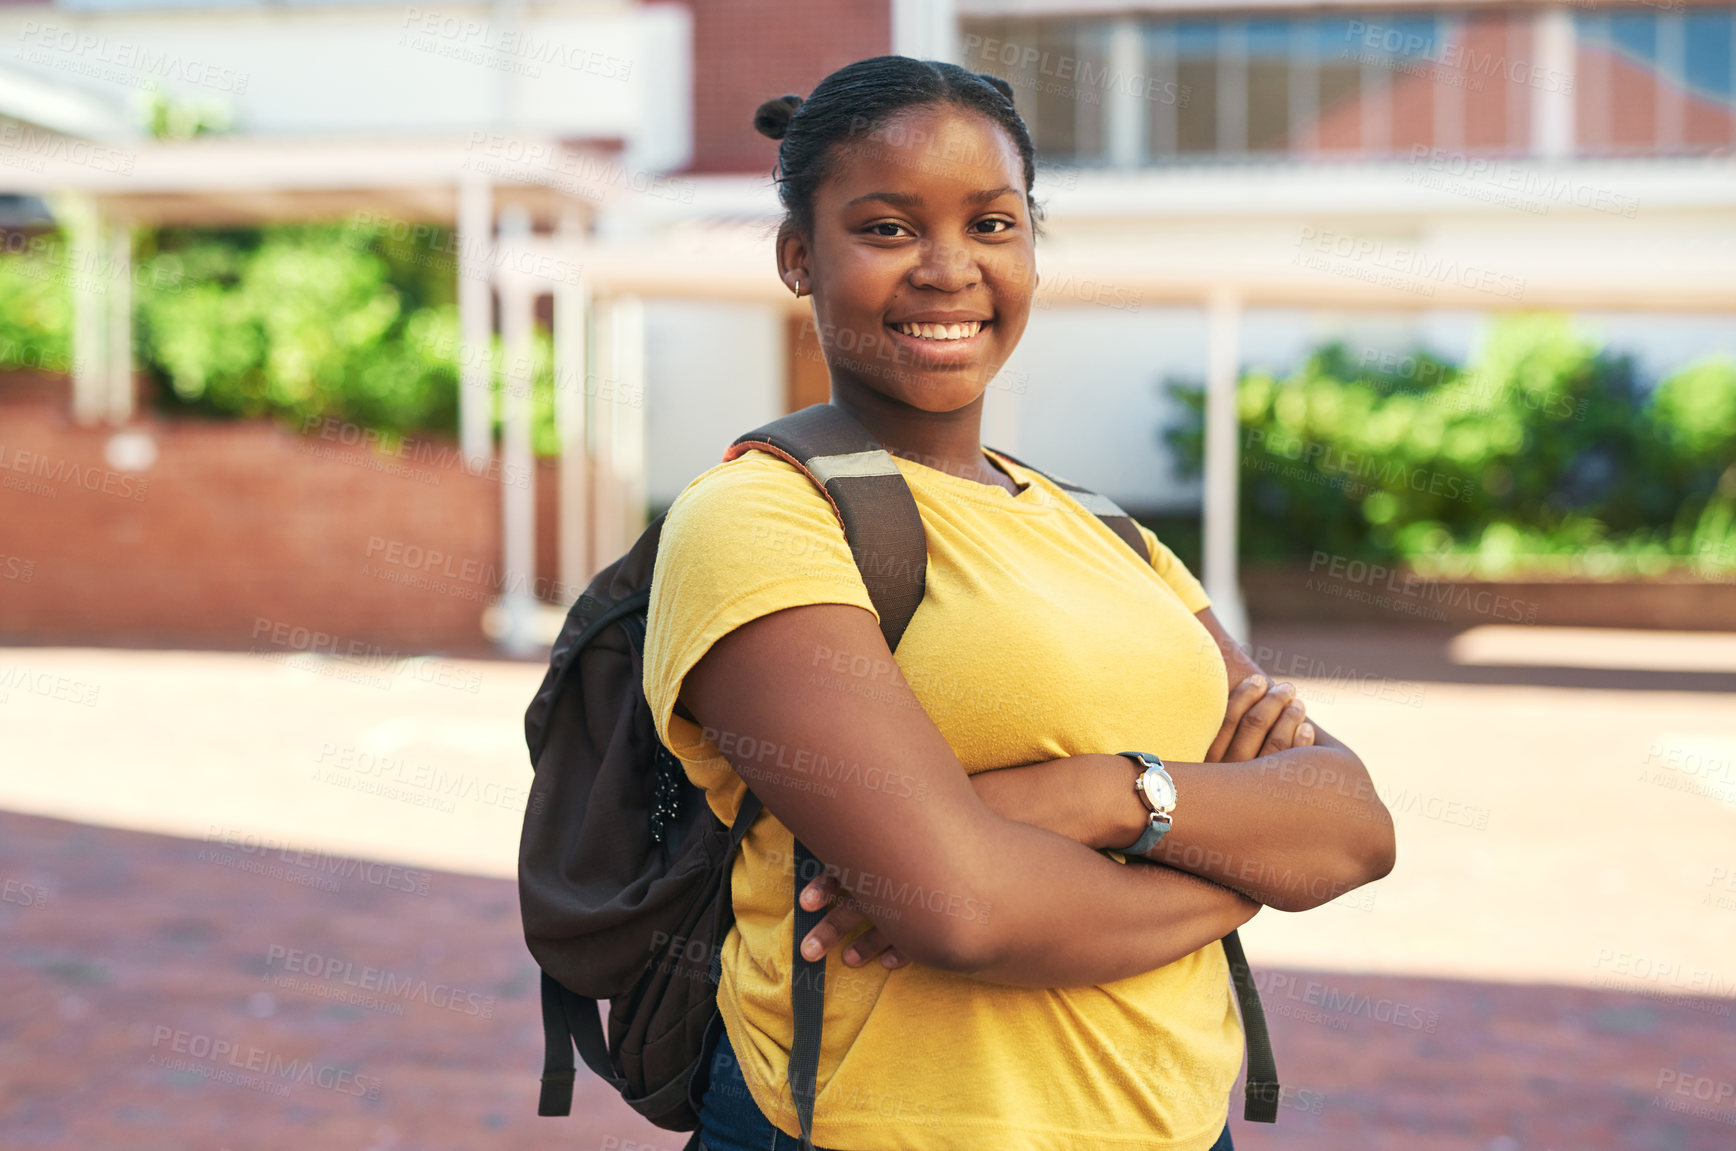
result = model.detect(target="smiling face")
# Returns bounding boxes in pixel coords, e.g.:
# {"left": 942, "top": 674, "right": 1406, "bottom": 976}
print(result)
{"left": 778, "top": 103, "right": 1038, "bottom": 414}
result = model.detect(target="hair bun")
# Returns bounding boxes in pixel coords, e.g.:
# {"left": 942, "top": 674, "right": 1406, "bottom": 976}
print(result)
{"left": 977, "top": 73, "right": 1016, "bottom": 104}
{"left": 753, "top": 94, "right": 803, "bottom": 140}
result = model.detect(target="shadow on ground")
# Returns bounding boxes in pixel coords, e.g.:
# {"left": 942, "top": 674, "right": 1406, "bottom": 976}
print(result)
{"left": 3, "top": 810, "right": 1732, "bottom": 1151}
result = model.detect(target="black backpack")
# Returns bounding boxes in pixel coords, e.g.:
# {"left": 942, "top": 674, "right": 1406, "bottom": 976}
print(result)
{"left": 519, "top": 404, "right": 1281, "bottom": 1151}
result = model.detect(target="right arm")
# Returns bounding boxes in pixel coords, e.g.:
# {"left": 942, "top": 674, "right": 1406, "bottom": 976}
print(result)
{"left": 681, "top": 600, "right": 1257, "bottom": 988}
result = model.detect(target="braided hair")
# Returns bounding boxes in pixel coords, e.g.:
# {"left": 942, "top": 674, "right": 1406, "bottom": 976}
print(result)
{"left": 752, "top": 56, "right": 1040, "bottom": 236}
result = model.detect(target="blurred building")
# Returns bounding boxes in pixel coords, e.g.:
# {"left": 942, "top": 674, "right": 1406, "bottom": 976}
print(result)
{"left": 660, "top": 0, "right": 1736, "bottom": 517}
{"left": 1, "top": 0, "right": 1733, "bottom": 647}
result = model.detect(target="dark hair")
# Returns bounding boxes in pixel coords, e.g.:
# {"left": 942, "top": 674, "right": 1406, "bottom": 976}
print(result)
{"left": 752, "top": 56, "right": 1039, "bottom": 237}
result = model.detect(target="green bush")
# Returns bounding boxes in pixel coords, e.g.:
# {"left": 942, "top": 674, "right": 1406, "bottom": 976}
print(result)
{"left": 0, "top": 241, "right": 73, "bottom": 373}
{"left": 1166, "top": 315, "right": 1736, "bottom": 577}
{"left": 1, "top": 222, "right": 568, "bottom": 452}
{"left": 135, "top": 222, "right": 462, "bottom": 436}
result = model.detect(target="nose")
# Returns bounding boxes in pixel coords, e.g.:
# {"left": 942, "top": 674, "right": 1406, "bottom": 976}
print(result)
{"left": 908, "top": 237, "right": 980, "bottom": 293}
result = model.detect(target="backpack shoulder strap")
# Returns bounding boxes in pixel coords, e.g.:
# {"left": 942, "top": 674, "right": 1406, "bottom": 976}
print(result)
{"left": 1222, "top": 929, "right": 1281, "bottom": 1122}
{"left": 727, "top": 404, "right": 927, "bottom": 653}
{"left": 986, "top": 447, "right": 1152, "bottom": 563}
{"left": 724, "top": 403, "right": 930, "bottom": 1151}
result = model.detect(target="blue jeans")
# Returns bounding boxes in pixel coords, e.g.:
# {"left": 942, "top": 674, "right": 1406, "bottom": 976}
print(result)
{"left": 698, "top": 1028, "right": 1235, "bottom": 1151}
{"left": 699, "top": 1027, "right": 838, "bottom": 1151}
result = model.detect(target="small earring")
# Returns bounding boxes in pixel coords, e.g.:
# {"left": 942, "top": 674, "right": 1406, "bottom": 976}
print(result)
{"left": 793, "top": 280, "right": 803, "bottom": 297}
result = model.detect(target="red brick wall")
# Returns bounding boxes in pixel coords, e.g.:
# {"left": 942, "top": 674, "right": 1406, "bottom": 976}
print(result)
{"left": 686, "top": 0, "right": 892, "bottom": 174}
{"left": 0, "top": 379, "right": 562, "bottom": 656}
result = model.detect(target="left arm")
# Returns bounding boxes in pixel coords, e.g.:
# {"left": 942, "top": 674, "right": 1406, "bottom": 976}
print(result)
{"left": 1131, "top": 607, "right": 1397, "bottom": 910}
{"left": 969, "top": 607, "right": 1393, "bottom": 909}
{"left": 801, "top": 608, "right": 1396, "bottom": 967}
{"left": 970, "top": 737, "right": 1394, "bottom": 913}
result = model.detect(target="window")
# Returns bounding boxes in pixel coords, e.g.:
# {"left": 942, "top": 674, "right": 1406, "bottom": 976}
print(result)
{"left": 1684, "top": 9, "right": 1736, "bottom": 150}
{"left": 1246, "top": 19, "right": 1293, "bottom": 153}
{"left": 1175, "top": 21, "right": 1221, "bottom": 155}
{"left": 1578, "top": 8, "right": 1735, "bottom": 155}
{"left": 1314, "top": 17, "right": 1367, "bottom": 153}
{"left": 961, "top": 7, "right": 1736, "bottom": 163}
{"left": 959, "top": 18, "right": 1108, "bottom": 164}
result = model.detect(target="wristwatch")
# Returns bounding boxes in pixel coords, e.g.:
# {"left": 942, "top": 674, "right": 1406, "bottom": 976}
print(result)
{"left": 1113, "top": 751, "right": 1176, "bottom": 856}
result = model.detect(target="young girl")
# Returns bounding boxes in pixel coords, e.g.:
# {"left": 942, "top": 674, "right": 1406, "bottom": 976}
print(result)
{"left": 642, "top": 55, "right": 1395, "bottom": 1151}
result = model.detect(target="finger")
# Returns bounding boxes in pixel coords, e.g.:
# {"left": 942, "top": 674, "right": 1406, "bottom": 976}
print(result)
{"left": 1297, "top": 720, "right": 1317, "bottom": 747}
{"left": 1259, "top": 698, "right": 1308, "bottom": 758}
{"left": 1224, "top": 681, "right": 1295, "bottom": 760}
{"left": 842, "top": 925, "right": 901, "bottom": 968}
{"left": 800, "top": 902, "right": 871, "bottom": 962}
{"left": 1208, "top": 674, "right": 1269, "bottom": 762}
{"left": 1224, "top": 681, "right": 1296, "bottom": 762}
{"left": 799, "top": 871, "right": 840, "bottom": 913}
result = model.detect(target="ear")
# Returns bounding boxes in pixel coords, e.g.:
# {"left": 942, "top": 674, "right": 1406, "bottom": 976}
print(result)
{"left": 775, "top": 223, "right": 812, "bottom": 297}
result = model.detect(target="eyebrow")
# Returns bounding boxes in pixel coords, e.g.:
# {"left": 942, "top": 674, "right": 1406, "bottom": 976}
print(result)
{"left": 844, "top": 186, "right": 1021, "bottom": 211}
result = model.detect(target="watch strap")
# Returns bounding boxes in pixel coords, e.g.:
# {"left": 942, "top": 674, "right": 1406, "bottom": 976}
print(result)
{"left": 1114, "top": 813, "right": 1171, "bottom": 856}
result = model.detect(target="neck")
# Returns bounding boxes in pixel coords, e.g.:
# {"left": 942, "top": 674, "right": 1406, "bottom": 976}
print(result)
{"left": 828, "top": 378, "right": 1009, "bottom": 488}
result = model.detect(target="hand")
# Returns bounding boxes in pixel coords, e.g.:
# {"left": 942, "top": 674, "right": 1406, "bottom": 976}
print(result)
{"left": 1206, "top": 674, "right": 1315, "bottom": 763}
{"left": 795, "top": 870, "right": 910, "bottom": 969}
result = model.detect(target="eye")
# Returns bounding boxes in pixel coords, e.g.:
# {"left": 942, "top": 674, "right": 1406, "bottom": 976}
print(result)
{"left": 865, "top": 221, "right": 912, "bottom": 238}
{"left": 973, "top": 217, "right": 1015, "bottom": 235}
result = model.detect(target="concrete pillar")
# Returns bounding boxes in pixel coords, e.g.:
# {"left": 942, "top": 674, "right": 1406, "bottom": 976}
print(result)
{"left": 59, "top": 194, "right": 104, "bottom": 426}
{"left": 589, "top": 296, "right": 621, "bottom": 569}
{"left": 1532, "top": 5, "right": 1578, "bottom": 160}
{"left": 496, "top": 205, "right": 539, "bottom": 655}
{"left": 457, "top": 174, "right": 494, "bottom": 466}
{"left": 609, "top": 294, "right": 648, "bottom": 546}
{"left": 892, "top": 0, "right": 958, "bottom": 62}
{"left": 554, "top": 208, "right": 590, "bottom": 598}
{"left": 106, "top": 221, "right": 134, "bottom": 425}
{"left": 1105, "top": 18, "right": 1146, "bottom": 168}
{"left": 587, "top": 294, "right": 648, "bottom": 566}
{"left": 1203, "top": 286, "right": 1247, "bottom": 642}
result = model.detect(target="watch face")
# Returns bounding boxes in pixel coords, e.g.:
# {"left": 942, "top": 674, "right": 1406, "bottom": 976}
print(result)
{"left": 1142, "top": 767, "right": 1177, "bottom": 812}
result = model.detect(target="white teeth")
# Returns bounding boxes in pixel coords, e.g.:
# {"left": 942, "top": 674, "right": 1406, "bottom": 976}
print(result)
{"left": 894, "top": 321, "right": 982, "bottom": 341}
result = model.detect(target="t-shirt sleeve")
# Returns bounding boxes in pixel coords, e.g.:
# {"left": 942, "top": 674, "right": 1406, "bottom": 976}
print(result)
{"left": 1135, "top": 524, "right": 1212, "bottom": 615}
{"left": 642, "top": 450, "right": 877, "bottom": 809}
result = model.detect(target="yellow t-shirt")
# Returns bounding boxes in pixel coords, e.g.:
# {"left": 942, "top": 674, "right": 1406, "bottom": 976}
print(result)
{"left": 643, "top": 447, "right": 1239, "bottom": 1151}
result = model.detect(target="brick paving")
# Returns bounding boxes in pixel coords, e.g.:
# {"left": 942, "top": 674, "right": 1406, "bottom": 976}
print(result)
{"left": 0, "top": 809, "right": 661, "bottom": 1151}
{"left": 2, "top": 629, "right": 1734, "bottom": 1150}
{"left": 3, "top": 807, "right": 1732, "bottom": 1151}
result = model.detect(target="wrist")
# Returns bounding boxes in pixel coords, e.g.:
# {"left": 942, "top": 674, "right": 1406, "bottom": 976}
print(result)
{"left": 1094, "top": 752, "right": 1150, "bottom": 851}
